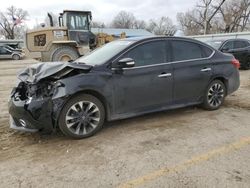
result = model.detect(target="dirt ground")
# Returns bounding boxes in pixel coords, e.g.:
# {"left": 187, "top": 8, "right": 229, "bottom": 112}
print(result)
{"left": 0, "top": 59, "right": 250, "bottom": 188}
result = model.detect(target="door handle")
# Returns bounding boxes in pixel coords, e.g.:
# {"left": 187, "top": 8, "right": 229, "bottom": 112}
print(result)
{"left": 200, "top": 68, "right": 212, "bottom": 72}
{"left": 158, "top": 73, "right": 172, "bottom": 78}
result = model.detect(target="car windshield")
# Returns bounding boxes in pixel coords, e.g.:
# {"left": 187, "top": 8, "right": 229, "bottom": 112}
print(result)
{"left": 75, "top": 40, "right": 134, "bottom": 65}
{"left": 205, "top": 40, "right": 223, "bottom": 49}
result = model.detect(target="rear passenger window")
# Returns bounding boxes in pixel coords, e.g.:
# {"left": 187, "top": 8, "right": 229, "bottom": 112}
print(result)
{"left": 234, "top": 41, "right": 249, "bottom": 49}
{"left": 201, "top": 45, "right": 213, "bottom": 57}
{"left": 123, "top": 41, "right": 167, "bottom": 67}
{"left": 222, "top": 41, "right": 233, "bottom": 50}
{"left": 171, "top": 40, "right": 204, "bottom": 61}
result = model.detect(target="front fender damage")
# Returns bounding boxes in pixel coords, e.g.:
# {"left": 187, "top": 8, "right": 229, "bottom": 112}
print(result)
{"left": 9, "top": 61, "right": 93, "bottom": 132}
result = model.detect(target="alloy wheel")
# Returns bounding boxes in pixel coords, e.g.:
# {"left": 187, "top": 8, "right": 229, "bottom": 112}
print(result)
{"left": 65, "top": 101, "right": 100, "bottom": 136}
{"left": 207, "top": 83, "right": 224, "bottom": 108}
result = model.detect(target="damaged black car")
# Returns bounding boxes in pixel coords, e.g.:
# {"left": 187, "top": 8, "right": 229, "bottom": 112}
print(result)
{"left": 9, "top": 37, "right": 240, "bottom": 138}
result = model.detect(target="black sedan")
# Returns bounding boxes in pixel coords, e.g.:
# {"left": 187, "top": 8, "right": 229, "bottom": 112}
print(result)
{"left": 206, "top": 38, "right": 250, "bottom": 69}
{"left": 9, "top": 37, "right": 240, "bottom": 138}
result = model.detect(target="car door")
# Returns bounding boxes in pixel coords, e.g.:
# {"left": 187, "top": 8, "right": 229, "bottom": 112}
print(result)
{"left": 112, "top": 40, "right": 174, "bottom": 115}
{"left": 0, "top": 47, "right": 12, "bottom": 59}
{"left": 231, "top": 40, "right": 249, "bottom": 63}
{"left": 170, "top": 39, "right": 214, "bottom": 104}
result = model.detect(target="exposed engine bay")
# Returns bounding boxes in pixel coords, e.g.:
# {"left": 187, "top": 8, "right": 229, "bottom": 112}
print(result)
{"left": 13, "top": 62, "right": 92, "bottom": 99}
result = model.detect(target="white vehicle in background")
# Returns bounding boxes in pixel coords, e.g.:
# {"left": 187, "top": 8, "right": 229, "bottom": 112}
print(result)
{"left": 0, "top": 45, "right": 25, "bottom": 60}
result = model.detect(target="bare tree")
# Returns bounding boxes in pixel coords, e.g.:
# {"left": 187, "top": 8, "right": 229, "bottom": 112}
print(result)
{"left": 0, "top": 6, "right": 28, "bottom": 39}
{"left": 14, "top": 25, "right": 28, "bottom": 39}
{"left": 177, "top": 0, "right": 226, "bottom": 35}
{"left": 134, "top": 20, "right": 147, "bottom": 29}
{"left": 91, "top": 21, "right": 106, "bottom": 28}
{"left": 218, "top": 0, "right": 250, "bottom": 32}
{"left": 197, "top": 0, "right": 226, "bottom": 34}
{"left": 147, "top": 16, "right": 176, "bottom": 36}
{"left": 177, "top": 10, "right": 204, "bottom": 35}
{"left": 111, "top": 11, "right": 136, "bottom": 29}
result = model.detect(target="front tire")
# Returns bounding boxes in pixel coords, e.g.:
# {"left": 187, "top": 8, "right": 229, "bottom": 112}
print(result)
{"left": 202, "top": 80, "right": 226, "bottom": 110}
{"left": 12, "top": 54, "right": 20, "bottom": 60}
{"left": 58, "top": 94, "right": 105, "bottom": 139}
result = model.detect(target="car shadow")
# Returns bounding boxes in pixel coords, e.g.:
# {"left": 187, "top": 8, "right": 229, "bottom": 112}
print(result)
{"left": 3, "top": 105, "right": 200, "bottom": 148}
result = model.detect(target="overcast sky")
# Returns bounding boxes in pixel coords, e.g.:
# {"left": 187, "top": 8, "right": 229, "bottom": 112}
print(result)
{"left": 0, "top": 0, "right": 197, "bottom": 28}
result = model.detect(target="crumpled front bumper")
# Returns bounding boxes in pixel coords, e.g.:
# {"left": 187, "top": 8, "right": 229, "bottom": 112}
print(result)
{"left": 8, "top": 95, "right": 54, "bottom": 132}
{"left": 9, "top": 116, "right": 38, "bottom": 132}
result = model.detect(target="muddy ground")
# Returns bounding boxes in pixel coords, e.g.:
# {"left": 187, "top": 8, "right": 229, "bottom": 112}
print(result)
{"left": 0, "top": 59, "right": 250, "bottom": 188}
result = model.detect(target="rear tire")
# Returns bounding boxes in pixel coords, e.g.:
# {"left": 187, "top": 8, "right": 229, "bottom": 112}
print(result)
{"left": 52, "top": 46, "right": 79, "bottom": 62}
{"left": 58, "top": 94, "right": 105, "bottom": 139}
{"left": 202, "top": 80, "right": 226, "bottom": 110}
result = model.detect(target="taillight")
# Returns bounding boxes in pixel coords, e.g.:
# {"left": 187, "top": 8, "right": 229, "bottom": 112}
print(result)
{"left": 231, "top": 58, "right": 240, "bottom": 69}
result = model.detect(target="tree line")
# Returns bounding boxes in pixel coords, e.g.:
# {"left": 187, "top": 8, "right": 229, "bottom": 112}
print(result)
{"left": 177, "top": 0, "right": 250, "bottom": 35}
{"left": 0, "top": 0, "right": 250, "bottom": 39}
{"left": 92, "top": 11, "right": 177, "bottom": 36}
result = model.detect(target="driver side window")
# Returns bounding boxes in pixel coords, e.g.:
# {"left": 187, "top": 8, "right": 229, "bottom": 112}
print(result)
{"left": 222, "top": 41, "right": 233, "bottom": 51}
{"left": 122, "top": 41, "right": 167, "bottom": 67}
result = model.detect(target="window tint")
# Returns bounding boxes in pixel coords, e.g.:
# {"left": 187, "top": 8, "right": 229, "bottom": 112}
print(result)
{"left": 222, "top": 41, "right": 233, "bottom": 50}
{"left": 234, "top": 41, "right": 249, "bottom": 49}
{"left": 171, "top": 40, "right": 203, "bottom": 61}
{"left": 0, "top": 47, "right": 11, "bottom": 55}
{"left": 201, "top": 45, "right": 213, "bottom": 57}
{"left": 123, "top": 41, "right": 167, "bottom": 67}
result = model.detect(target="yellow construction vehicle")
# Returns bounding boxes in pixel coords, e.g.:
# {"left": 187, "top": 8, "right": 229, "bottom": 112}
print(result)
{"left": 26, "top": 10, "right": 125, "bottom": 62}
{"left": 95, "top": 32, "right": 126, "bottom": 47}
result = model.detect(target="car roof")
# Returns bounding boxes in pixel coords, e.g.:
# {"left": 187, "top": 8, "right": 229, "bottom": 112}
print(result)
{"left": 121, "top": 36, "right": 202, "bottom": 42}
{"left": 207, "top": 38, "right": 250, "bottom": 43}
{"left": 120, "top": 36, "right": 213, "bottom": 50}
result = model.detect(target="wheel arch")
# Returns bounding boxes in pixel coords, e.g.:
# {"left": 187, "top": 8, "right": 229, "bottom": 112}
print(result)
{"left": 80, "top": 89, "right": 110, "bottom": 121}
{"left": 55, "top": 89, "right": 110, "bottom": 127}
{"left": 211, "top": 76, "right": 229, "bottom": 95}
{"left": 12, "top": 53, "right": 21, "bottom": 59}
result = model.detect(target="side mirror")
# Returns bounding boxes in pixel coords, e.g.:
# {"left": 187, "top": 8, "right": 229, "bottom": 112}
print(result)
{"left": 113, "top": 58, "right": 135, "bottom": 69}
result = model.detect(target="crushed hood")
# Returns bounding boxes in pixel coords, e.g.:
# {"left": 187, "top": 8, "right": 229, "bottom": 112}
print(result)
{"left": 18, "top": 62, "right": 92, "bottom": 83}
